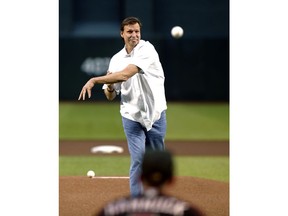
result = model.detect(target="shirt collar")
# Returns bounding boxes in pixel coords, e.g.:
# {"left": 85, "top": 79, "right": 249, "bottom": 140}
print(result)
{"left": 123, "top": 40, "right": 145, "bottom": 57}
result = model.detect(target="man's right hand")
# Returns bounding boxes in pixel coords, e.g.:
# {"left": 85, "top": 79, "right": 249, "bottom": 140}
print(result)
{"left": 78, "top": 79, "right": 95, "bottom": 100}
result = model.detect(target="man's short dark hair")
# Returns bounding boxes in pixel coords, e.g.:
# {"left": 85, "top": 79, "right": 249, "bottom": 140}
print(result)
{"left": 120, "top": 17, "right": 142, "bottom": 31}
{"left": 141, "top": 150, "right": 174, "bottom": 187}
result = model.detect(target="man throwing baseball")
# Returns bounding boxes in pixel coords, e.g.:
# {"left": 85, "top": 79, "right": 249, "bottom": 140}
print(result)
{"left": 78, "top": 17, "right": 167, "bottom": 197}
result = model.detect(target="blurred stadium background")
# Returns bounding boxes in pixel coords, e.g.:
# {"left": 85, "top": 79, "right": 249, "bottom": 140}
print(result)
{"left": 59, "top": 0, "right": 229, "bottom": 102}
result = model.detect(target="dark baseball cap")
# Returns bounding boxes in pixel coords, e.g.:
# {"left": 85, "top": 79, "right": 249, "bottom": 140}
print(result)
{"left": 141, "top": 150, "right": 174, "bottom": 187}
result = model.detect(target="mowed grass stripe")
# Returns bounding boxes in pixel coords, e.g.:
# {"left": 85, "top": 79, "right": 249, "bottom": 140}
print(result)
{"left": 59, "top": 102, "right": 229, "bottom": 140}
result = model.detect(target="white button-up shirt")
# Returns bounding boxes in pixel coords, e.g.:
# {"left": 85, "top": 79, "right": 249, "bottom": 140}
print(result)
{"left": 103, "top": 40, "right": 167, "bottom": 131}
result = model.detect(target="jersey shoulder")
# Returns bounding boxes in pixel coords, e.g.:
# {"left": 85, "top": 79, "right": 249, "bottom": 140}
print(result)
{"left": 111, "top": 47, "right": 126, "bottom": 61}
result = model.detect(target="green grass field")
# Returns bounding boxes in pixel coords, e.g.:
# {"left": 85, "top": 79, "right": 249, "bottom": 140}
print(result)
{"left": 59, "top": 102, "right": 229, "bottom": 182}
{"left": 59, "top": 102, "right": 229, "bottom": 140}
{"left": 59, "top": 156, "right": 229, "bottom": 182}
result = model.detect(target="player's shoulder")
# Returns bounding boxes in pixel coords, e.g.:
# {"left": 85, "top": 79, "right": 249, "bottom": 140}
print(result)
{"left": 111, "top": 47, "right": 126, "bottom": 60}
{"left": 105, "top": 196, "right": 130, "bottom": 206}
{"left": 161, "top": 195, "right": 205, "bottom": 216}
{"left": 135, "top": 40, "right": 157, "bottom": 56}
{"left": 138, "top": 40, "right": 155, "bottom": 50}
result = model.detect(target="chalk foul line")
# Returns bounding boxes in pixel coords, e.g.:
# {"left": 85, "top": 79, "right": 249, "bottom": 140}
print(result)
{"left": 91, "top": 176, "right": 129, "bottom": 179}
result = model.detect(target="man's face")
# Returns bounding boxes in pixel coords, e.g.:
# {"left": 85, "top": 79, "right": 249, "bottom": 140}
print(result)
{"left": 121, "top": 23, "right": 141, "bottom": 48}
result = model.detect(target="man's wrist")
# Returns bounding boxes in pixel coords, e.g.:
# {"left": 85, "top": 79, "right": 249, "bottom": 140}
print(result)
{"left": 91, "top": 77, "right": 97, "bottom": 84}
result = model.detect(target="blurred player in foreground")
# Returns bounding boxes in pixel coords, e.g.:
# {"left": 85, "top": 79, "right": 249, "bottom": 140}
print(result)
{"left": 78, "top": 17, "right": 167, "bottom": 196}
{"left": 94, "top": 150, "right": 205, "bottom": 216}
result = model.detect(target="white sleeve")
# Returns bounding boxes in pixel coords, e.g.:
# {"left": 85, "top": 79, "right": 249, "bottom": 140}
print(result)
{"left": 129, "top": 42, "right": 157, "bottom": 73}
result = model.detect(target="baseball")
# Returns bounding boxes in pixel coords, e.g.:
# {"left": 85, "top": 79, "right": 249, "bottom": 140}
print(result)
{"left": 87, "top": 170, "right": 95, "bottom": 178}
{"left": 171, "top": 26, "right": 184, "bottom": 39}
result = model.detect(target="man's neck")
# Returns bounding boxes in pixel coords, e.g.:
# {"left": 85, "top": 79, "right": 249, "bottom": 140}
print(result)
{"left": 125, "top": 41, "right": 140, "bottom": 54}
{"left": 125, "top": 45, "right": 134, "bottom": 54}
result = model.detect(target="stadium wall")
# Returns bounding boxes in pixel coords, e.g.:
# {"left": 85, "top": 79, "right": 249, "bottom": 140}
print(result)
{"left": 59, "top": 0, "right": 229, "bottom": 101}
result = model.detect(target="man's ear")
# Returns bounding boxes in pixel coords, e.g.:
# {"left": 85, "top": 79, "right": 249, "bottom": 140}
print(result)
{"left": 120, "top": 31, "right": 124, "bottom": 38}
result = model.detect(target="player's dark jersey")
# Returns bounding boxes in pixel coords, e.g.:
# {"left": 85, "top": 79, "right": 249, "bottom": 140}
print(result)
{"left": 96, "top": 191, "right": 204, "bottom": 216}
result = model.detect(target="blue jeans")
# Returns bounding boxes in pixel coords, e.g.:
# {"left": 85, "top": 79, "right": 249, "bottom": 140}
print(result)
{"left": 122, "top": 111, "right": 166, "bottom": 197}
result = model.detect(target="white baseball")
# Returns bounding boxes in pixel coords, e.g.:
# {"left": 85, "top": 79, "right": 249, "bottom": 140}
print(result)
{"left": 171, "top": 26, "right": 184, "bottom": 39}
{"left": 87, "top": 170, "right": 95, "bottom": 178}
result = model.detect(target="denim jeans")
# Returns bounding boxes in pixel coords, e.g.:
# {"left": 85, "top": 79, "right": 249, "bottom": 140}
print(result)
{"left": 122, "top": 111, "right": 166, "bottom": 197}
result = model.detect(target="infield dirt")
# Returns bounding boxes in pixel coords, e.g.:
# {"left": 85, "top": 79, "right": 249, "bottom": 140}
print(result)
{"left": 59, "top": 140, "right": 229, "bottom": 216}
